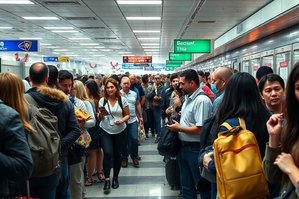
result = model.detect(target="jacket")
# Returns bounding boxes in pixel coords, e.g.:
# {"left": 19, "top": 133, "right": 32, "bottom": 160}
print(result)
{"left": 263, "top": 144, "right": 298, "bottom": 199}
{"left": 26, "top": 86, "right": 81, "bottom": 163}
{"left": 0, "top": 101, "right": 33, "bottom": 197}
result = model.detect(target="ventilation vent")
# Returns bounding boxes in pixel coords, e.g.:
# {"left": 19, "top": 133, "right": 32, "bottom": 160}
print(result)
{"left": 65, "top": 17, "right": 97, "bottom": 20}
{"left": 197, "top": 20, "right": 215, "bottom": 23}
{"left": 79, "top": 27, "right": 105, "bottom": 30}
{"left": 43, "top": 1, "right": 81, "bottom": 6}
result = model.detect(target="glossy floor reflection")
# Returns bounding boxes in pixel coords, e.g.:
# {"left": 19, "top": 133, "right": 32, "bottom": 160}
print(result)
{"left": 85, "top": 137, "right": 180, "bottom": 198}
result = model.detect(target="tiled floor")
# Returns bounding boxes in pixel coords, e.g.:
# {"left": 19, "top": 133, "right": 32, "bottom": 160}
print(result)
{"left": 85, "top": 137, "right": 180, "bottom": 198}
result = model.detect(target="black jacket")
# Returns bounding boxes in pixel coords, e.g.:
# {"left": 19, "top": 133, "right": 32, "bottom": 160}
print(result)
{"left": 0, "top": 101, "right": 33, "bottom": 197}
{"left": 26, "top": 86, "right": 81, "bottom": 163}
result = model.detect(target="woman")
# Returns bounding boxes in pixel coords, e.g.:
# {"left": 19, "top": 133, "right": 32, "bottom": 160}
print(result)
{"left": 0, "top": 72, "right": 33, "bottom": 198}
{"left": 264, "top": 62, "right": 299, "bottom": 198}
{"left": 84, "top": 79, "right": 105, "bottom": 185}
{"left": 204, "top": 72, "right": 270, "bottom": 199}
{"left": 98, "top": 78, "right": 130, "bottom": 194}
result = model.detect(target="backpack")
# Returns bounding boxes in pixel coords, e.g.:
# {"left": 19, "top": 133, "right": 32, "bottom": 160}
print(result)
{"left": 213, "top": 117, "right": 269, "bottom": 199}
{"left": 25, "top": 94, "right": 61, "bottom": 177}
{"left": 103, "top": 97, "right": 124, "bottom": 112}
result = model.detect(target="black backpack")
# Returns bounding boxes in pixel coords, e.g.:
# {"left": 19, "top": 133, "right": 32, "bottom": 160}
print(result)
{"left": 25, "top": 94, "right": 61, "bottom": 177}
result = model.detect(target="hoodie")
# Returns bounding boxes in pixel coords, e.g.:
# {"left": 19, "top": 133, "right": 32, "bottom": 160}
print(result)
{"left": 26, "top": 86, "right": 81, "bottom": 163}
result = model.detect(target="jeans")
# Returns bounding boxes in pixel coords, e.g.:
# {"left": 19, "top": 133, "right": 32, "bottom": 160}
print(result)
{"left": 177, "top": 143, "right": 210, "bottom": 199}
{"left": 151, "top": 107, "right": 162, "bottom": 138}
{"left": 101, "top": 129, "right": 126, "bottom": 178}
{"left": 122, "top": 121, "right": 138, "bottom": 160}
{"left": 55, "top": 162, "right": 71, "bottom": 199}
{"left": 29, "top": 169, "right": 60, "bottom": 199}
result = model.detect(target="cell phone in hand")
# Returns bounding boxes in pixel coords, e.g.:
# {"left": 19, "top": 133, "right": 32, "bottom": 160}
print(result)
{"left": 99, "top": 107, "right": 108, "bottom": 115}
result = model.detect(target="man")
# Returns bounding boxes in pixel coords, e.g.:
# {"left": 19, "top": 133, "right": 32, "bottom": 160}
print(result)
{"left": 167, "top": 69, "right": 212, "bottom": 199}
{"left": 57, "top": 70, "right": 87, "bottom": 199}
{"left": 256, "top": 66, "right": 273, "bottom": 84}
{"left": 120, "top": 76, "right": 143, "bottom": 168}
{"left": 197, "top": 71, "right": 214, "bottom": 102}
{"left": 26, "top": 62, "right": 81, "bottom": 199}
{"left": 129, "top": 74, "right": 145, "bottom": 106}
{"left": 141, "top": 74, "right": 153, "bottom": 138}
{"left": 211, "top": 67, "right": 233, "bottom": 114}
{"left": 258, "top": 74, "right": 285, "bottom": 114}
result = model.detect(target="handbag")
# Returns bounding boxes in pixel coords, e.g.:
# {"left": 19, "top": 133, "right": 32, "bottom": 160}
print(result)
{"left": 157, "top": 128, "right": 180, "bottom": 157}
{"left": 15, "top": 180, "right": 39, "bottom": 199}
{"left": 75, "top": 109, "right": 90, "bottom": 122}
{"left": 138, "top": 125, "right": 146, "bottom": 142}
{"left": 75, "top": 129, "right": 92, "bottom": 148}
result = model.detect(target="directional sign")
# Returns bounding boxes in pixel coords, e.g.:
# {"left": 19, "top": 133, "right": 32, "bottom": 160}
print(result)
{"left": 166, "top": 66, "right": 175, "bottom": 71}
{"left": 166, "top": 63, "right": 181, "bottom": 68}
{"left": 0, "top": 40, "right": 38, "bottom": 52}
{"left": 169, "top": 52, "right": 192, "bottom": 61}
{"left": 174, "top": 39, "right": 211, "bottom": 53}
{"left": 58, "top": 56, "right": 69, "bottom": 62}
{"left": 123, "top": 56, "right": 152, "bottom": 63}
{"left": 43, "top": 57, "right": 58, "bottom": 62}
{"left": 166, "top": 60, "right": 183, "bottom": 65}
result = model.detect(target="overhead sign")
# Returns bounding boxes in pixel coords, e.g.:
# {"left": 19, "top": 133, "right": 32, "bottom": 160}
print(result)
{"left": 166, "top": 60, "right": 183, "bottom": 65}
{"left": 58, "top": 56, "right": 69, "bottom": 62}
{"left": 169, "top": 52, "right": 192, "bottom": 61}
{"left": 43, "top": 57, "right": 58, "bottom": 62}
{"left": 0, "top": 40, "right": 38, "bottom": 52}
{"left": 123, "top": 56, "right": 152, "bottom": 63}
{"left": 166, "top": 63, "right": 181, "bottom": 68}
{"left": 174, "top": 39, "right": 211, "bottom": 53}
{"left": 166, "top": 66, "right": 175, "bottom": 71}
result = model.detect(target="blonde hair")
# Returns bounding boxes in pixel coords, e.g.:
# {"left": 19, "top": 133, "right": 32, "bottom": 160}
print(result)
{"left": 0, "top": 72, "right": 33, "bottom": 132}
{"left": 74, "top": 80, "right": 89, "bottom": 100}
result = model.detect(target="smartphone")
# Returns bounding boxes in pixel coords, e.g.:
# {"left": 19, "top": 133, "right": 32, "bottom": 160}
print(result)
{"left": 99, "top": 106, "right": 108, "bottom": 115}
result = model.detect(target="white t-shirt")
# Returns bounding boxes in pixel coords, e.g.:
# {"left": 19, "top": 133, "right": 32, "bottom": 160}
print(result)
{"left": 99, "top": 96, "right": 128, "bottom": 134}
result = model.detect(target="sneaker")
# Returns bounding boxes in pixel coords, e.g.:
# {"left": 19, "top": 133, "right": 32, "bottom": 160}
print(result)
{"left": 121, "top": 160, "right": 128, "bottom": 168}
{"left": 137, "top": 156, "right": 141, "bottom": 161}
{"left": 132, "top": 158, "right": 139, "bottom": 168}
{"left": 177, "top": 191, "right": 183, "bottom": 198}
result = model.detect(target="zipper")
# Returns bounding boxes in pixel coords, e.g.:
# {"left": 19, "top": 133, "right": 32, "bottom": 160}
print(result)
{"left": 221, "top": 143, "right": 256, "bottom": 154}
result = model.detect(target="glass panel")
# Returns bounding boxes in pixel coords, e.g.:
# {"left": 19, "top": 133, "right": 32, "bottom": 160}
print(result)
{"left": 276, "top": 52, "right": 291, "bottom": 83}
{"left": 242, "top": 61, "right": 250, "bottom": 73}
{"left": 262, "top": 55, "right": 274, "bottom": 68}
{"left": 251, "top": 58, "right": 260, "bottom": 78}
{"left": 294, "top": 50, "right": 299, "bottom": 65}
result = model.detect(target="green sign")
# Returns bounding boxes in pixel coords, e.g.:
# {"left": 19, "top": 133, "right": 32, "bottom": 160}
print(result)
{"left": 169, "top": 52, "right": 192, "bottom": 61}
{"left": 174, "top": 39, "right": 211, "bottom": 53}
{"left": 166, "top": 60, "right": 183, "bottom": 65}
{"left": 166, "top": 66, "right": 175, "bottom": 71}
{"left": 166, "top": 63, "right": 181, "bottom": 68}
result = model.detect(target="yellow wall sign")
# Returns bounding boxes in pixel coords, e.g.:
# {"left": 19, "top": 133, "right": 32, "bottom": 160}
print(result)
{"left": 58, "top": 56, "right": 69, "bottom": 62}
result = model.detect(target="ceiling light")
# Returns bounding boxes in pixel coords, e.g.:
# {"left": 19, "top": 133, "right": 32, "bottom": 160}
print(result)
{"left": 87, "top": 46, "right": 105, "bottom": 49}
{"left": 0, "top": 0, "right": 34, "bottom": 4}
{"left": 44, "top": 27, "right": 74, "bottom": 30}
{"left": 65, "top": 55, "right": 79, "bottom": 57}
{"left": 144, "top": 49, "right": 160, "bottom": 52}
{"left": 133, "top": 30, "right": 160, "bottom": 33}
{"left": 69, "top": 38, "right": 91, "bottom": 40}
{"left": 94, "top": 55, "right": 105, "bottom": 57}
{"left": 43, "top": 46, "right": 60, "bottom": 49}
{"left": 117, "top": 1, "right": 161, "bottom": 5}
{"left": 138, "top": 37, "right": 160, "bottom": 40}
{"left": 118, "top": 52, "right": 132, "bottom": 54}
{"left": 53, "top": 49, "right": 69, "bottom": 52}
{"left": 0, "top": 27, "right": 13, "bottom": 29}
{"left": 80, "top": 43, "right": 99, "bottom": 46}
{"left": 52, "top": 30, "right": 79, "bottom": 33}
{"left": 22, "top": 17, "right": 59, "bottom": 20}
{"left": 90, "top": 49, "right": 98, "bottom": 52}
{"left": 40, "top": 43, "right": 52, "bottom": 46}
{"left": 19, "top": 37, "right": 42, "bottom": 40}
{"left": 101, "top": 49, "right": 112, "bottom": 51}
{"left": 143, "top": 46, "right": 160, "bottom": 48}
{"left": 126, "top": 17, "right": 160, "bottom": 20}
{"left": 141, "top": 43, "right": 159, "bottom": 45}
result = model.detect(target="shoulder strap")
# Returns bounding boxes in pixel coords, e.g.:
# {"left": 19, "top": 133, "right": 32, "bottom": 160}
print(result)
{"left": 103, "top": 98, "right": 108, "bottom": 107}
{"left": 118, "top": 97, "right": 123, "bottom": 111}
{"left": 221, "top": 122, "right": 233, "bottom": 130}
{"left": 25, "top": 93, "right": 39, "bottom": 108}
{"left": 238, "top": 117, "right": 247, "bottom": 129}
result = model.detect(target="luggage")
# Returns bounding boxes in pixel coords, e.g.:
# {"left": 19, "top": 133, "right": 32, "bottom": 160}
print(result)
{"left": 165, "top": 157, "right": 180, "bottom": 190}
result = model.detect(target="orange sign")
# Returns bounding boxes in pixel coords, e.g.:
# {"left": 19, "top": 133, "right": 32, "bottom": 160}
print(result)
{"left": 123, "top": 56, "right": 152, "bottom": 63}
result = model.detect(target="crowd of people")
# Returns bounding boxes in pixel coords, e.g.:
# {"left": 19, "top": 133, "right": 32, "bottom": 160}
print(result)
{"left": 1, "top": 61, "right": 299, "bottom": 199}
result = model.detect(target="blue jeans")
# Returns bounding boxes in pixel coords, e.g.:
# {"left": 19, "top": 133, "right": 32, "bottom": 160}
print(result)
{"left": 122, "top": 121, "right": 138, "bottom": 160}
{"left": 55, "top": 162, "right": 71, "bottom": 199}
{"left": 101, "top": 129, "right": 126, "bottom": 178}
{"left": 152, "top": 107, "right": 161, "bottom": 138}
{"left": 28, "top": 169, "right": 60, "bottom": 199}
{"left": 177, "top": 143, "right": 210, "bottom": 199}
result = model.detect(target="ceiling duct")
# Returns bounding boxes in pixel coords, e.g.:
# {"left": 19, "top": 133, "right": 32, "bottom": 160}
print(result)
{"left": 198, "top": 20, "right": 215, "bottom": 23}
{"left": 65, "top": 17, "right": 97, "bottom": 20}
{"left": 79, "top": 27, "right": 105, "bottom": 30}
{"left": 42, "top": 1, "right": 81, "bottom": 6}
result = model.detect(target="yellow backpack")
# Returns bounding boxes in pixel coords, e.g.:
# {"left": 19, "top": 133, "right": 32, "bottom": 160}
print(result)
{"left": 213, "top": 118, "right": 269, "bottom": 199}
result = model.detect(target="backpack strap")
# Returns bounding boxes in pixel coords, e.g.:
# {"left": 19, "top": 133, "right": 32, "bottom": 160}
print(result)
{"left": 221, "top": 122, "right": 233, "bottom": 130}
{"left": 118, "top": 96, "right": 123, "bottom": 111}
{"left": 25, "top": 93, "right": 40, "bottom": 108}
{"left": 238, "top": 117, "right": 247, "bottom": 130}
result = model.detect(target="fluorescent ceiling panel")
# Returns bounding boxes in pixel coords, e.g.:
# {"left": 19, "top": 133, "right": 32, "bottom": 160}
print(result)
{"left": 80, "top": 43, "right": 100, "bottom": 46}
{"left": 0, "top": 27, "right": 13, "bottom": 29}
{"left": 133, "top": 30, "right": 160, "bottom": 33}
{"left": 69, "top": 38, "right": 90, "bottom": 40}
{"left": 117, "top": 1, "right": 161, "bottom": 5}
{"left": 0, "top": 0, "right": 34, "bottom": 4}
{"left": 22, "top": 17, "right": 59, "bottom": 20}
{"left": 19, "top": 37, "right": 42, "bottom": 40}
{"left": 141, "top": 43, "right": 159, "bottom": 45}
{"left": 126, "top": 17, "right": 160, "bottom": 20}
{"left": 52, "top": 30, "right": 78, "bottom": 33}
{"left": 44, "top": 27, "right": 74, "bottom": 30}
{"left": 138, "top": 37, "right": 160, "bottom": 40}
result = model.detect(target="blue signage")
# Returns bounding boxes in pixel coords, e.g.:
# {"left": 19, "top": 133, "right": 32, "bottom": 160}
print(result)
{"left": 0, "top": 40, "right": 38, "bottom": 52}
{"left": 43, "top": 57, "right": 58, "bottom": 62}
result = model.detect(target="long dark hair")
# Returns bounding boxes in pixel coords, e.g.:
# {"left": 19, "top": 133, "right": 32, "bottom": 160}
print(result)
{"left": 84, "top": 79, "right": 100, "bottom": 111}
{"left": 214, "top": 72, "right": 270, "bottom": 154}
{"left": 282, "top": 62, "right": 299, "bottom": 164}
